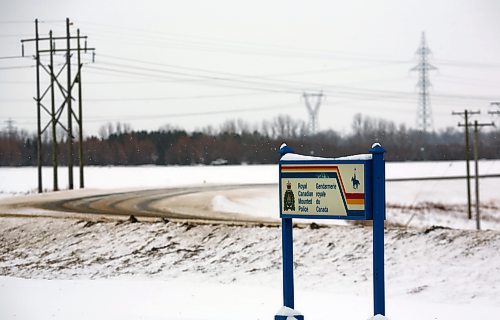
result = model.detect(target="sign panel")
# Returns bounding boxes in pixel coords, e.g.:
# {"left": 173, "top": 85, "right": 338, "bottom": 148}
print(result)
{"left": 276, "top": 145, "right": 386, "bottom": 319}
{"left": 279, "top": 160, "right": 372, "bottom": 220}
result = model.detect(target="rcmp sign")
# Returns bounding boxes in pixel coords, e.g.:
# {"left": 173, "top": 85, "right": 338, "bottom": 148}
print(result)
{"left": 275, "top": 144, "right": 387, "bottom": 319}
{"left": 279, "top": 159, "right": 372, "bottom": 220}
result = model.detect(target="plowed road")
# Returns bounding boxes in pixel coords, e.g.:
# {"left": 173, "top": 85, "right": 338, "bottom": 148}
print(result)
{"left": 0, "top": 184, "right": 277, "bottom": 224}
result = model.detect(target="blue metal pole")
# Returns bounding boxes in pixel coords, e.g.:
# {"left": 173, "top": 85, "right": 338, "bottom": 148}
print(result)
{"left": 282, "top": 217, "right": 295, "bottom": 308}
{"left": 370, "top": 144, "right": 386, "bottom": 316}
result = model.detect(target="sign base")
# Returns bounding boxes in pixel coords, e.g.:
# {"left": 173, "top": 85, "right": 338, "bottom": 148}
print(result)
{"left": 274, "top": 306, "right": 304, "bottom": 320}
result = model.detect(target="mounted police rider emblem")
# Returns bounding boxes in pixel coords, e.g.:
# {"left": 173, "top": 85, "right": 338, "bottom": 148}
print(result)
{"left": 351, "top": 168, "right": 360, "bottom": 190}
{"left": 283, "top": 181, "right": 295, "bottom": 211}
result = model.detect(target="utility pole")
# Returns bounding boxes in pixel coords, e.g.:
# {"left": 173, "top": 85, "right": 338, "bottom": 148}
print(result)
{"left": 21, "top": 18, "right": 95, "bottom": 192}
{"left": 411, "top": 32, "right": 437, "bottom": 132}
{"left": 467, "top": 119, "right": 495, "bottom": 230}
{"left": 35, "top": 19, "right": 42, "bottom": 193}
{"left": 489, "top": 102, "right": 500, "bottom": 117}
{"left": 65, "top": 18, "right": 74, "bottom": 189}
{"left": 49, "top": 30, "right": 58, "bottom": 191}
{"left": 303, "top": 91, "right": 323, "bottom": 135}
{"left": 77, "top": 28, "right": 84, "bottom": 189}
{"left": 453, "top": 109, "right": 479, "bottom": 219}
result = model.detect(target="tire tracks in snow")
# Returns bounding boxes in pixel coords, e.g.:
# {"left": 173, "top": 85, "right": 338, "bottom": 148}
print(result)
{"left": 2, "top": 184, "right": 277, "bottom": 225}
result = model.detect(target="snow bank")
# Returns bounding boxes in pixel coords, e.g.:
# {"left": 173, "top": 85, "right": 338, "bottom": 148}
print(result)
{"left": 275, "top": 306, "right": 302, "bottom": 316}
{"left": 1, "top": 217, "right": 499, "bottom": 303}
{"left": 210, "top": 188, "right": 277, "bottom": 219}
{"left": 275, "top": 306, "right": 304, "bottom": 320}
{"left": 1, "top": 217, "right": 500, "bottom": 319}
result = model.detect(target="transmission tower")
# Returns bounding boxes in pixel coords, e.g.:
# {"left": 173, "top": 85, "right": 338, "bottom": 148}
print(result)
{"left": 303, "top": 91, "right": 323, "bottom": 135}
{"left": 411, "top": 32, "right": 437, "bottom": 132}
{"left": 5, "top": 118, "right": 16, "bottom": 137}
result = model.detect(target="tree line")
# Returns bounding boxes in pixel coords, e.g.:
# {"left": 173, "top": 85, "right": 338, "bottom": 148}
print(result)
{"left": 1, "top": 114, "right": 499, "bottom": 166}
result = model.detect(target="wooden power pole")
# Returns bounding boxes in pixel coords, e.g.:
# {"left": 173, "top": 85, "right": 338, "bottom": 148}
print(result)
{"left": 471, "top": 120, "right": 494, "bottom": 230}
{"left": 453, "top": 109, "right": 479, "bottom": 219}
{"left": 21, "top": 18, "right": 95, "bottom": 192}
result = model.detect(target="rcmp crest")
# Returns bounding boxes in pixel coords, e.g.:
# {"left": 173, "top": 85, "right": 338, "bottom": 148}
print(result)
{"left": 283, "top": 181, "right": 295, "bottom": 211}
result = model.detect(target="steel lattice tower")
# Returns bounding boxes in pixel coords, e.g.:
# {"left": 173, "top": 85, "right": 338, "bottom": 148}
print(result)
{"left": 411, "top": 32, "right": 437, "bottom": 132}
{"left": 303, "top": 91, "right": 323, "bottom": 135}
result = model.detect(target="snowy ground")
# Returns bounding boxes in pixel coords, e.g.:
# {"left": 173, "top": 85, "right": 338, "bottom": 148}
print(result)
{"left": 1, "top": 217, "right": 499, "bottom": 319}
{"left": 1, "top": 161, "right": 500, "bottom": 319}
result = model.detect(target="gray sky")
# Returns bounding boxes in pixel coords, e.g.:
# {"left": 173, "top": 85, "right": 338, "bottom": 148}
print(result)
{"left": 1, "top": 0, "right": 500, "bottom": 136}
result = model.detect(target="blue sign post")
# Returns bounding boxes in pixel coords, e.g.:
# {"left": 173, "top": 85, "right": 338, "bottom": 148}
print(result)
{"left": 275, "top": 143, "right": 386, "bottom": 319}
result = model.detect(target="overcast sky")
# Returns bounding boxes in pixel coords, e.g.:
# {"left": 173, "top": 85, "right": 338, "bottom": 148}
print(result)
{"left": 1, "top": 0, "right": 499, "bottom": 136}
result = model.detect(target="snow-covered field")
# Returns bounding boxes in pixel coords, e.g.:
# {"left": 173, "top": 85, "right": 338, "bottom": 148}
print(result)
{"left": 2, "top": 160, "right": 500, "bottom": 196}
{"left": 1, "top": 161, "right": 500, "bottom": 320}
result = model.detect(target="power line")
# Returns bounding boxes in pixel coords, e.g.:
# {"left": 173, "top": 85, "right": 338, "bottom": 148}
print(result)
{"left": 1, "top": 65, "right": 496, "bottom": 106}
{"left": 60, "top": 53, "right": 491, "bottom": 105}
{"left": 0, "top": 20, "right": 66, "bottom": 24}
{"left": 97, "top": 53, "right": 409, "bottom": 91}
{"left": 0, "top": 34, "right": 31, "bottom": 38}
{"left": 435, "top": 59, "right": 500, "bottom": 69}
{"left": 0, "top": 55, "right": 29, "bottom": 60}
{"left": 0, "top": 65, "right": 34, "bottom": 70}
{"left": 4, "top": 38, "right": 498, "bottom": 115}
{"left": 90, "top": 24, "right": 500, "bottom": 69}
{"left": 437, "top": 74, "right": 500, "bottom": 89}
{"left": 84, "top": 92, "right": 272, "bottom": 102}
{"left": 0, "top": 102, "right": 300, "bottom": 124}
{"left": 80, "top": 20, "right": 411, "bottom": 64}
{"left": 94, "top": 54, "right": 500, "bottom": 102}
{"left": 86, "top": 64, "right": 303, "bottom": 95}
{"left": 0, "top": 20, "right": 35, "bottom": 24}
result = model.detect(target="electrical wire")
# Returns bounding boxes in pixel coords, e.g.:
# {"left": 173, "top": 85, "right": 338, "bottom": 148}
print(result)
{"left": 0, "top": 65, "right": 34, "bottom": 70}
{"left": 85, "top": 64, "right": 303, "bottom": 95}
{"left": 3, "top": 24, "right": 499, "bottom": 120}
{"left": 435, "top": 59, "right": 500, "bottom": 69}
{"left": 84, "top": 92, "right": 274, "bottom": 102}
{"left": 0, "top": 55, "right": 29, "bottom": 60}
{"left": 0, "top": 102, "right": 300, "bottom": 124}
{"left": 0, "top": 34, "right": 31, "bottom": 38}
{"left": 0, "top": 20, "right": 35, "bottom": 24}
{"left": 80, "top": 21, "right": 410, "bottom": 64}
{"left": 91, "top": 54, "right": 499, "bottom": 103}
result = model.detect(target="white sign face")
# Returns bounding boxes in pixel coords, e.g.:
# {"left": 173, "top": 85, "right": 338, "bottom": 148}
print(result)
{"left": 280, "top": 162, "right": 366, "bottom": 218}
